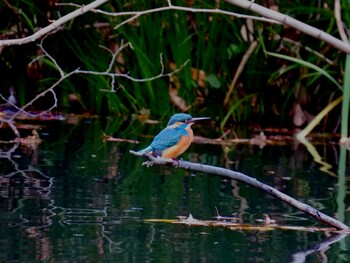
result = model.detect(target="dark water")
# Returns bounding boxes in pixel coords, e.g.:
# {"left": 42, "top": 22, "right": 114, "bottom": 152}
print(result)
{"left": 1, "top": 118, "right": 350, "bottom": 263}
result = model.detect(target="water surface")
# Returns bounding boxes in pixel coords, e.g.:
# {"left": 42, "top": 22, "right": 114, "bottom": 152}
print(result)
{"left": 1, "top": 118, "right": 350, "bottom": 262}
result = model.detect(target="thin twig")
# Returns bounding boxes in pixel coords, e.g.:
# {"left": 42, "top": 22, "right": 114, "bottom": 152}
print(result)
{"left": 278, "top": 37, "right": 336, "bottom": 65}
{"left": 75, "top": 59, "right": 189, "bottom": 83}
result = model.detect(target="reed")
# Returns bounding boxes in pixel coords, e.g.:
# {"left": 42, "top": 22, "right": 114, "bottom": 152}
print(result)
{"left": 340, "top": 43, "right": 350, "bottom": 141}
{"left": 0, "top": 0, "right": 348, "bottom": 132}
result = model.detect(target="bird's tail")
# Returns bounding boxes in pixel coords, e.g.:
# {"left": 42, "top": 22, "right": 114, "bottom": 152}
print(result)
{"left": 137, "top": 146, "right": 153, "bottom": 154}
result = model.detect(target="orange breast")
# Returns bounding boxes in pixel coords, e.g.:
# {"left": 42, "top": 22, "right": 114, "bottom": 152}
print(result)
{"left": 161, "top": 127, "right": 193, "bottom": 159}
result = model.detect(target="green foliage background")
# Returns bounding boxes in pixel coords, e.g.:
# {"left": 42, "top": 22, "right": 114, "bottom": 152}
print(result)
{"left": 0, "top": 0, "right": 349, "bottom": 127}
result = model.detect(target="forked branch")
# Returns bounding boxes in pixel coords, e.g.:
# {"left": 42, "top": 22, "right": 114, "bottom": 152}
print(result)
{"left": 0, "top": 36, "right": 189, "bottom": 138}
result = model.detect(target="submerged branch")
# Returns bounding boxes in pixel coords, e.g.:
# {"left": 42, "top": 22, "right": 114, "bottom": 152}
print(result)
{"left": 145, "top": 215, "right": 341, "bottom": 233}
{"left": 130, "top": 151, "right": 349, "bottom": 230}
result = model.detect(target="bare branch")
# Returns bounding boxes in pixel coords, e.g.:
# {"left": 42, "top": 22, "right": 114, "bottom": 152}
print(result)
{"left": 56, "top": 0, "right": 350, "bottom": 53}
{"left": 74, "top": 55, "right": 190, "bottom": 86}
{"left": 334, "top": 0, "right": 348, "bottom": 43}
{"left": 100, "top": 41, "right": 131, "bottom": 73}
{"left": 56, "top": 1, "right": 280, "bottom": 31}
{"left": 1, "top": 37, "right": 189, "bottom": 138}
{"left": 37, "top": 33, "right": 65, "bottom": 77}
{"left": 130, "top": 150, "right": 349, "bottom": 230}
{"left": 0, "top": 0, "right": 108, "bottom": 47}
{"left": 0, "top": 118, "right": 20, "bottom": 138}
{"left": 225, "top": 0, "right": 350, "bottom": 53}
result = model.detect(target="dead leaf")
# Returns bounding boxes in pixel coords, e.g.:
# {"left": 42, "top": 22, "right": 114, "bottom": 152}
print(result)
{"left": 14, "top": 130, "right": 42, "bottom": 150}
{"left": 169, "top": 87, "right": 188, "bottom": 111}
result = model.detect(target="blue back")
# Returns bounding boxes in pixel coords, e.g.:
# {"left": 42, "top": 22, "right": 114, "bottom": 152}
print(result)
{"left": 150, "top": 123, "right": 189, "bottom": 152}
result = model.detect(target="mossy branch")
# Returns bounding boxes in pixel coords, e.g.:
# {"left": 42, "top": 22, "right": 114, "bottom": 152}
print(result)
{"left": 130, "top": 150, "right": 349, "bottom": 231}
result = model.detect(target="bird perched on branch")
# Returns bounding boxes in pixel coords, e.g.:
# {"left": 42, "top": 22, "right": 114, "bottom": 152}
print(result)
{"left": 138, "top": 113, "right": 210, "bottom": 159}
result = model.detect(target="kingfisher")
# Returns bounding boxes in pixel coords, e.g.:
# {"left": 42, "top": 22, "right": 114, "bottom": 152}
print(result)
{"left": 138, "top": 113, "right": 210, "bottom": 159}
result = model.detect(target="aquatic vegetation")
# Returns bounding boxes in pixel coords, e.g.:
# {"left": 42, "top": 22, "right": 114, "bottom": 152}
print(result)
{"left": 0, "top": 0, "right": 349, "bottom": 133}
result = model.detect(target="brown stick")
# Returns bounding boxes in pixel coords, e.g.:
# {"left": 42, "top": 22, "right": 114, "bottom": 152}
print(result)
{"left": 130, "top": 150, "right": 349, "bottom": 230}
{"left": 224, "top": 40, "right": 258, "bottom": 106}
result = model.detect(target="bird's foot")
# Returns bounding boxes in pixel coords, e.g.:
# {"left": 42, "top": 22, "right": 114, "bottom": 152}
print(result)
{"left": 171, "top": 158, "right": 181, "bottom": 166}
{"left": 141, "top": 155, "right": 172, "bottom": 167}
{"left": 142, "top": 157, "right": 182, "bottom": 167}
{"left": 130, "top": 150, "right": 181, "bottom": 167}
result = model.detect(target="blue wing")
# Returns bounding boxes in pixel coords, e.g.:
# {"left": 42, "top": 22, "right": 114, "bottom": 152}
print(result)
{"left": 150, "top": 124, "right": 189, "bottom": 151}
{"left": 137, "top": 124, "right": 189, "bottom": 156}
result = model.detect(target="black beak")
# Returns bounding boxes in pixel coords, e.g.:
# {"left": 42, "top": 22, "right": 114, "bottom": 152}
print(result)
{"left": 187, "top": 117, "right": 210, "bottom": 123}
